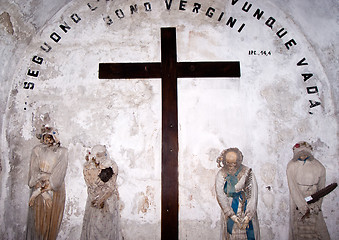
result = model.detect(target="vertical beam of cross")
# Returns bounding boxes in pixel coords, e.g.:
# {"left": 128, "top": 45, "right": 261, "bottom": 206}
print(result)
{"left": 99, "top": 27, "right": 240, "bottom": 240}
{"left": 160, "top": 28, "right": 179, "bottom": 240}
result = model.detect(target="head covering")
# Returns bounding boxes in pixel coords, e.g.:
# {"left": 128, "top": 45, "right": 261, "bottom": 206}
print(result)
{"left": 86, "top": 145, "right": 112, "bottom": 168}
{"left": 292, "top": 141, "right": 314, "bottom": 161}
{"left": 36, "top": 124, "right": 60, "bottom": 146}
{"left": 216, "top": 147, "right": 243, "bottom": 168}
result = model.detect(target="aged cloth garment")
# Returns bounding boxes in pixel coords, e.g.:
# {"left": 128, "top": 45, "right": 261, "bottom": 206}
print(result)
{"left": 26, "top": 140, "right": 68, "bottom": 240}
{"left": 286, "top": 142, "right": 330, "bottom": 240}
{"left": 216, "top": 164, "right": 260, "bottom": 240}
{"left": 80, "top": 145, "right": 121, "bottom": 240}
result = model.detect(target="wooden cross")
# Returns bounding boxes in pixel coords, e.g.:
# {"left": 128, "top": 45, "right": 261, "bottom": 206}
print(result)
{"left": 99, "top": 27, "right": 240, "bottom": 240}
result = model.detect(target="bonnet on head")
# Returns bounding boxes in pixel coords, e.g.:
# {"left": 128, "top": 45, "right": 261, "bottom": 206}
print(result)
{"left": 36, "top": 125, "right": 60, "bottom": 145}
{"left": 292, "top": 141, "right": 314, "bottom": 161}
{"left": 86, "top": 145, "right": 112, "bottom": 168}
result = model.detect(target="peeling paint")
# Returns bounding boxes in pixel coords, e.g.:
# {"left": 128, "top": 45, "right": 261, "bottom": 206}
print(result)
{"left": 0, "top": 12, "right": 14, "bottom": 35}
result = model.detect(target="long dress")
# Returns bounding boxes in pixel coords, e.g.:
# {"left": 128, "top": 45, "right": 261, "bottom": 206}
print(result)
{"left": 26, "top": 144, "right": 68, "bottom": 240}
{"left": 80, "top": 161, "right": 121, "bottom": 240}
{"left": 286, "top": 157, "right": 330, "bottom": 240}
{"left": 215, "top": 165, "right": 260, "bottom": 240}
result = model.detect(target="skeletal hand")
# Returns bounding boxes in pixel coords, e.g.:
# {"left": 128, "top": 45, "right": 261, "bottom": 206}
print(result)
{"left": 240, "top": 215, "right": 250, "bottom": 229}
{"left": 42, "top": 192, "right": 52, "bottom": 208}
{"left": 230, "top": 215, "right": 242, "bottom": 228}
{"left": 29, "top": 188, "right": 41, "bottom": 207}
{"left": 301, "top": 208, "right": 310, "bottom": 220}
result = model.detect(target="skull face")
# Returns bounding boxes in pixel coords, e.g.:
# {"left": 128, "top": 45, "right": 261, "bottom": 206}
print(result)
{"left": 43, "top": 134, "right": 55, "bottom": 146}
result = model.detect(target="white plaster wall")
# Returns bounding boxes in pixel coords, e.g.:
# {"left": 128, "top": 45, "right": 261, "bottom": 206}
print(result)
{"left": 0, "top": 0, "right": 72, "bottom": 173}
{"left": 0, "top": 0, "right": 338, "bottom": 239}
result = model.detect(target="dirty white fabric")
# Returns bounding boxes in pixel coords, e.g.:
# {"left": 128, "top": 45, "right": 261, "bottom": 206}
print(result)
{"left": 80, "top": 145, "right": 121, "bottom": 240}
{"left": 286, "top": 152, "right": 330, "bottom": 240}
{"left": 26, "top": 142, "right": 68, "bottom": 240}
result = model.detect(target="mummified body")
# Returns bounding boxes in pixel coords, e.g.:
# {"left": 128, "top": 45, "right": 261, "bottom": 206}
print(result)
{"left": 215, "top": 148, "right": 260, "bottom": 240}
{"left": 286, "top": 141, "right": 330, "bottom": 240}
{"left": 80, "top": 145, "right": 121, "bottom": 240}
{"left": 26, "top": 126, "right": 68, "bottom": 240}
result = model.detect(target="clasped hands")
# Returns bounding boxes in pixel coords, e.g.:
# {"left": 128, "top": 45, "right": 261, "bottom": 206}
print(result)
{"left": 230, "top": 215, "right": 250, "bottom": 230}
{"left": 91, "top": 190, "right": 113, "bottom": 209}
{"left": 29, "top": 179, "right": 52, "bottom": 208}
{"left": 91, "top": 197, "right": 105, "bottom": 209}
{"left": 300, "top": 203, "right": 321, "bottom": 221}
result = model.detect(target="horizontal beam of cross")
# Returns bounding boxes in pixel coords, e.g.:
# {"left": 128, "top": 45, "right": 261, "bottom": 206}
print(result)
{"left": 99, "top": 62, "right": 240, "bottom": 79}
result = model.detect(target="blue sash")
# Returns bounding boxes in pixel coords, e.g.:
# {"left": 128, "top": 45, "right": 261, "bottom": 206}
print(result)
{"left": 224, "top": 167, "right": 255, "bottom": 240}
{"left": 298, "top": 156, "right": 309, "bottom": 165}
